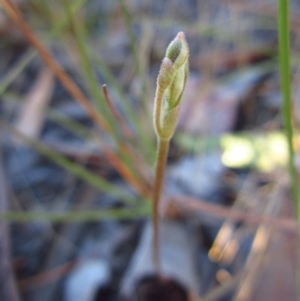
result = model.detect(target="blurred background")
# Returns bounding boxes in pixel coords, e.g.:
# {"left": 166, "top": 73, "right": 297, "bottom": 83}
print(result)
{"left": 0, "top": 0, "right": 300, "bottom": 300}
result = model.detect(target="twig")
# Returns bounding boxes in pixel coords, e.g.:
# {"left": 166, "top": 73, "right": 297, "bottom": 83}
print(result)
{"left": 102, "top": 84, "right": 133, "bottom": 139}
{"left": 174, "top": 195, "right": 298, "bottom": 233}
{"left": 102, "top": 85, "right": 153, "bottom": 191}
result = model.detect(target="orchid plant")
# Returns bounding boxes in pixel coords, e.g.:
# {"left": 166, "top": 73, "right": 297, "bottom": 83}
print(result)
{"left": 152, "top": 32, "right": 189, "bottom": 271}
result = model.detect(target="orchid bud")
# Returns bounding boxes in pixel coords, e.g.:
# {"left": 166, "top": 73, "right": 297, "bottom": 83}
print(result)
{"left": 157, "top": 58, "right": 174, "bottom": 90}
{"left": 154, "top": 32, "right": 189, "bottom": 140}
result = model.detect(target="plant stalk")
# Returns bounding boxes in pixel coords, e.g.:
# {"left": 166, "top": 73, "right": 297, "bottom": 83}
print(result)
{"left": 278, "top": 0, "right": 299, "bottom": 219}
{"left": 278, "top": 0, "right": 300, "bottom": 298}
{"left": 152, "top": 138, "right": 169, "bottom": 272}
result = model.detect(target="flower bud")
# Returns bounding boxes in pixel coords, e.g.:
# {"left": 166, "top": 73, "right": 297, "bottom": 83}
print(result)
{"left": 166, "top": 32, "right": 189, "bottom": 72}
{"left": 160, "top": 106, "right": 180, "bottom": 140}
{"left": 154, "top": 32, "right": 189, "bottom": 140}
{"left": 157, "top": 58, "right": 174, "bottom": 90}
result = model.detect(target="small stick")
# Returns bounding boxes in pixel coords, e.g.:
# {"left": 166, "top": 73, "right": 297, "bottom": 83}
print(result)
{"left": 102, "top": 85, "right": 152, "bottom": 194}
{"left": 102, "top": 84, "right": 133, "bottom": 139}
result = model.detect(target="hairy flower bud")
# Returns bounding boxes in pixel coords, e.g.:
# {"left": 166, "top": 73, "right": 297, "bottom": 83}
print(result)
{"left": 154, "top": 32, "right": 189, "bottom": 140}
{"left": 166, "top": 32, "right": 189, "bottom": 72}
{"left": 166, "top": 39, "right": 181, "bottom": 62}
{"left": 157, "top": 58, "right": 174, "bottom": 90}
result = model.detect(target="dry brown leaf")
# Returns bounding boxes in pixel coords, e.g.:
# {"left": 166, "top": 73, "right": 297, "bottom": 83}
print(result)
{"left": 14, "top": 66, "right": 54, "bottom": 145}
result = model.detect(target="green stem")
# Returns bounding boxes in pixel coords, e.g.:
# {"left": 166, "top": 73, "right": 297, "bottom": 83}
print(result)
{"left": 152, "top": 138, "right": 169, "bottom": 272}
{"left": 278, "top": 0, "right": 300, "bottom": 298}
{"left": 0, "top": 207, "right": 148, "bottom": 223}
{"left": 278, "top": 0, "right": 299, "bottom": 220}
{"left": 119, "top": 0, "right": 148, "bottom": 113}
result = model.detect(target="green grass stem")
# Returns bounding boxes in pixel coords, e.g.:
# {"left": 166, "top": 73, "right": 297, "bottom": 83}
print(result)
{"left": 0, "top": 206, "right": 149, "bottom": 223}
{"left": 278, "top": 0, "right": 299, "bottom": 225}
{"left": 278, "top": 0, "right": 300, "bottom": 299}
{"left": 119, "top": 0, "right": 148, "bottom": 110}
